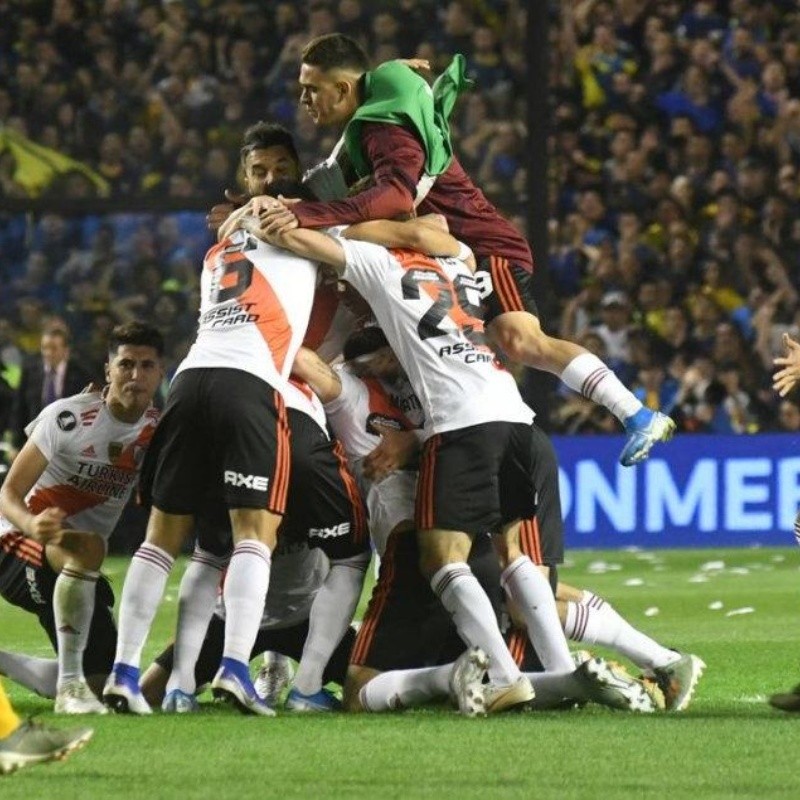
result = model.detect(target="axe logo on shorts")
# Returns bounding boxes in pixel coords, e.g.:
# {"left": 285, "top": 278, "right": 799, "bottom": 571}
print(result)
{"left": 309, "top": 522, "right": 351, "bottom": 539}
{"left": 224, "top": 471, "right": 269, "bottom": 491}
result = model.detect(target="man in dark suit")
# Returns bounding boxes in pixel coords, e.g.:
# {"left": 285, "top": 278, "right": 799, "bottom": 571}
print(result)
{"left": 7, "top": 327, "right": 92, "bottom": 450}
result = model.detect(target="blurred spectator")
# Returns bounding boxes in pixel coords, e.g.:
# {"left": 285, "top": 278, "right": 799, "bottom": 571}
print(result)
{"left": 6, "top": 326, "right": 93, "bottom": 450}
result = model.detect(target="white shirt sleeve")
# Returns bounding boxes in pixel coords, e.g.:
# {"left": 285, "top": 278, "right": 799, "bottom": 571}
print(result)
{"left": 27, "top": 405, "right": 63, "bottom": 461}
{"left": 338, "top": 238, "right": 396, "bottom": 303}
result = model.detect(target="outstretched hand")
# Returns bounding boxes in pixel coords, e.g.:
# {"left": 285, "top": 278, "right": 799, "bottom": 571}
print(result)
{"left": 773, "top": 331, "right": 800, "bottom": 397}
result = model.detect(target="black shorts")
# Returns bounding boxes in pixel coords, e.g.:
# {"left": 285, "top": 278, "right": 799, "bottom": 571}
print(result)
{"left": 0, "top": 533, "right": 117, "bottom": 677}
{"left": 284, "top": 410, "right": 369, "bottom": 561}
{"left": 519, "top": 425, "right": 564, "bottom": 567}
{"left": 145, "top": 368, "right": 291, "bottom": 515}
{"left": 415, "top": 422, "right": 540, "bottom": 535}
{"left": 189, "top": 411, "right": 370, "bottom": 560}
{"left": 475, "top": 256, "right": 538, "bottom": 326}
{"left": 351, "top": 531, "right": 502, "bottom": 671}
{"left": 153, "top": 614, "right": 357, "bottom": 689}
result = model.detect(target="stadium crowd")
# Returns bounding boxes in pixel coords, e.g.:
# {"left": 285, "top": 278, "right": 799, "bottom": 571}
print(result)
{"left": 1, "top": 0, "right": 799, "bottom": 446}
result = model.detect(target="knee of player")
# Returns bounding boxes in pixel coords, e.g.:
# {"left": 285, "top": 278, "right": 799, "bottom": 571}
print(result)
{"left": 489, "top": 312, "right": 546, "bottom": 363}
{"left": 56, "top": 530, "right": 107, "bottom": 571}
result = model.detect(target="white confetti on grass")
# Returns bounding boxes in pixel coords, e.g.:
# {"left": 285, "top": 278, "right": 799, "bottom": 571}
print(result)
{"left": 725, "top": 607, "right": 755, "bottom": 617}
{"left": 701, "top": 560, "right": 725, "bottom": 571}
{"left": 644, "top": 607, "right": 659, "bottom": 617}
{"left": 688, "top": 574, "right": 709, "bottom": 583}
{"left": 729, "top": 567, "right": 751, "bottom": 575}
{"left": 624, "top": 578, "right": 644, "bottom": 586}
{"left": 587, "top": 561, "right": 623, "bottom": 574}
{"left": 772, "top": 554, "right": 785, "bottom": 563}
{"left": 737, "top": 694, "right": 767, "bottom": 704}
{"left": 708, "top": 601, "right": 724, "bottom": 610}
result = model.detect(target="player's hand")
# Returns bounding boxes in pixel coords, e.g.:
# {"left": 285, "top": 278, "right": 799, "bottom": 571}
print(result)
{"left": 207, "top": 190, "right": 247, "bottom": 231}
{"left": 27, "top": 507, "right": 67, "bottom": 543}
{"left": 397, "top": 58, "right": 431, "bottom": 73}
{"left": 773, "top": 332, "right": 800, "bottom": 396}
{"left": 363, "top": 426, "right": 418, "bottom": 481}
{"left": 258, "top": 205, "right": 299, "bottom": 235}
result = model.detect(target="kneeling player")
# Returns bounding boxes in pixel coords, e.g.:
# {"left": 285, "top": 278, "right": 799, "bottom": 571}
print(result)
{"left": 0, "top": 323, "right": 163, "bottom": 714}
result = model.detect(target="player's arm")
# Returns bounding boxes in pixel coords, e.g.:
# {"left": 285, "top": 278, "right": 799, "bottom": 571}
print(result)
{"left": 266, "top": 125, "right": 425, "bottom": 229}
{"left": 216, "top": 199, "right": 256, "bottom": 241}
{"left": 0, "top": 439, "right": 65, "bottom": 542}
{"left": 774, "top": 332, "right": 800, "bottom": 396}
{"left": 343, "top": 217, "right": 462, "bottom": 258}
{"left": 241, "top": 214, "right": 348, "bottom": 276}
{"left": 291, "top": 347, "right": 342, "bottom": 403}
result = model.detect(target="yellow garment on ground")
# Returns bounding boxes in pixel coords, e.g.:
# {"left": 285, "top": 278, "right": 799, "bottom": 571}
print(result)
{"left": 0, "top": 681, "right": 21, "bottom": 739}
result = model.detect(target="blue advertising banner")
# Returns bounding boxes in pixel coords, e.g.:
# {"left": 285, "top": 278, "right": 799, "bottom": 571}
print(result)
{"left": 551, "top": 433, "right": 800, "bottom": 549}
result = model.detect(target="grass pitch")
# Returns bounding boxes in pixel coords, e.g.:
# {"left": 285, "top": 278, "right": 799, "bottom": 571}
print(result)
{"left": 2, "top": 547, "right": 800, "bottom": 799}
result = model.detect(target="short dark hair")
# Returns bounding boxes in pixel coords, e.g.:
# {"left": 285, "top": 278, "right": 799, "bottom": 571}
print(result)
{"left": 343, "top": 326, "right": 389, "bottom": 362}
{"left": 301, "top": 33, "right": 370, "bottom": 73}
{"left": 108, "top": 321, "right": 164, "bottom": 358}
{"left": 240, "top": 122, "right": 299, "bottom": 165}
{"left": 265, "top": 178, "right": 317, "bottom": 201}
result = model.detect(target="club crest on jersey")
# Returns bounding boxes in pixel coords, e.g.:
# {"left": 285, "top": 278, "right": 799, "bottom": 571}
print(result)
{"left": 108, "top": 442, "right": 124, "bottom": 462}
{"left": 56, "top": 410, "right": 77, "bottom": 431}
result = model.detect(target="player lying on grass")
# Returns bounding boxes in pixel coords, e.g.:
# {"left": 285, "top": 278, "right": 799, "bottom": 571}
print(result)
{"left": 0, "top": 323, "right": 164, "bottom": 715}
{"left": 296, "top": 335, "right": 659, "bottom": 715}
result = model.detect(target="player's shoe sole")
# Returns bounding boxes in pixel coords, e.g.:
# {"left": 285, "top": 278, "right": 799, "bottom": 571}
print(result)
{"left": 579, "top": 657, "right": 656, "bottom": 713}
{"left": 653, "top": 653, "right": 706, "bottom": 711}
{"left": 449, "top": 647, "right": 489, "bottom": 717}
{"left": 0, "top": 721, "right": 93, "bottom": 775}
{"left": 619, "top": 411, "right": 676, "bottom": 466}
{"left": 102, "top": 666, "right": 152, "bottom": 715}
{"left": 212, "top": 661, "right": 275, "bottom": 717}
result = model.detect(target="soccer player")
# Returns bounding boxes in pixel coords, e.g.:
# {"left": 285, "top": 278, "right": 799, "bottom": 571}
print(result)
{"left": 242, "top": 210, "right": 587, "bottom": 710}
{"left": 257, "top": 33, "right": 675, "bottom": 467}
{"left": 152, "top": 124, "right": 368, "bottom": 715}
{"left": 296, "top": 334, "right": 656, "bottom": 715}
{"left": 102, "top": 176, "right": 320, "bottom": 718}
{"left": 0, "top": 680, "right": 91, "bottom": 774}
{"left": 0, "top": 322, "right": 164, "bottom": 715}
{"left": 139, "top": 532, "right": 358, "bottom": 710}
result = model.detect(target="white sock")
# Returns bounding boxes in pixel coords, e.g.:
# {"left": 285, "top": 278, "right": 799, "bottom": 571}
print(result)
{"left": 222, "top": 540, "right": 271, "bottom": 665}
{"left": 566, "top": 596, "right": 678, "bottom": 670}
{"left": 166, "top": 547, "right": 227, "bottom": 694}
{"left": 54, "top": 567, "right": 98, "bottom": 688}
{"left": 0, "top": 650, "right": 58, "bottom": 698}
{"left": 523, "top": 670, "right": 586, "bottom": 709}
{"left": 293, "top": 552, "right": 368, "bottom": 695}
{"left": 431, "top": 562, "right": 520, "bottom": 684}
{"left": 501, "top": 556, "right": 574, "bottom": 673}
{"left": 114, "top": 543, "right": 174, "bottom": 668}
{"left": 359, "top": 664, "right": 452, "bottom": 712}
{"left": 560, "top": 352, "right": 642, "bottom": 422}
